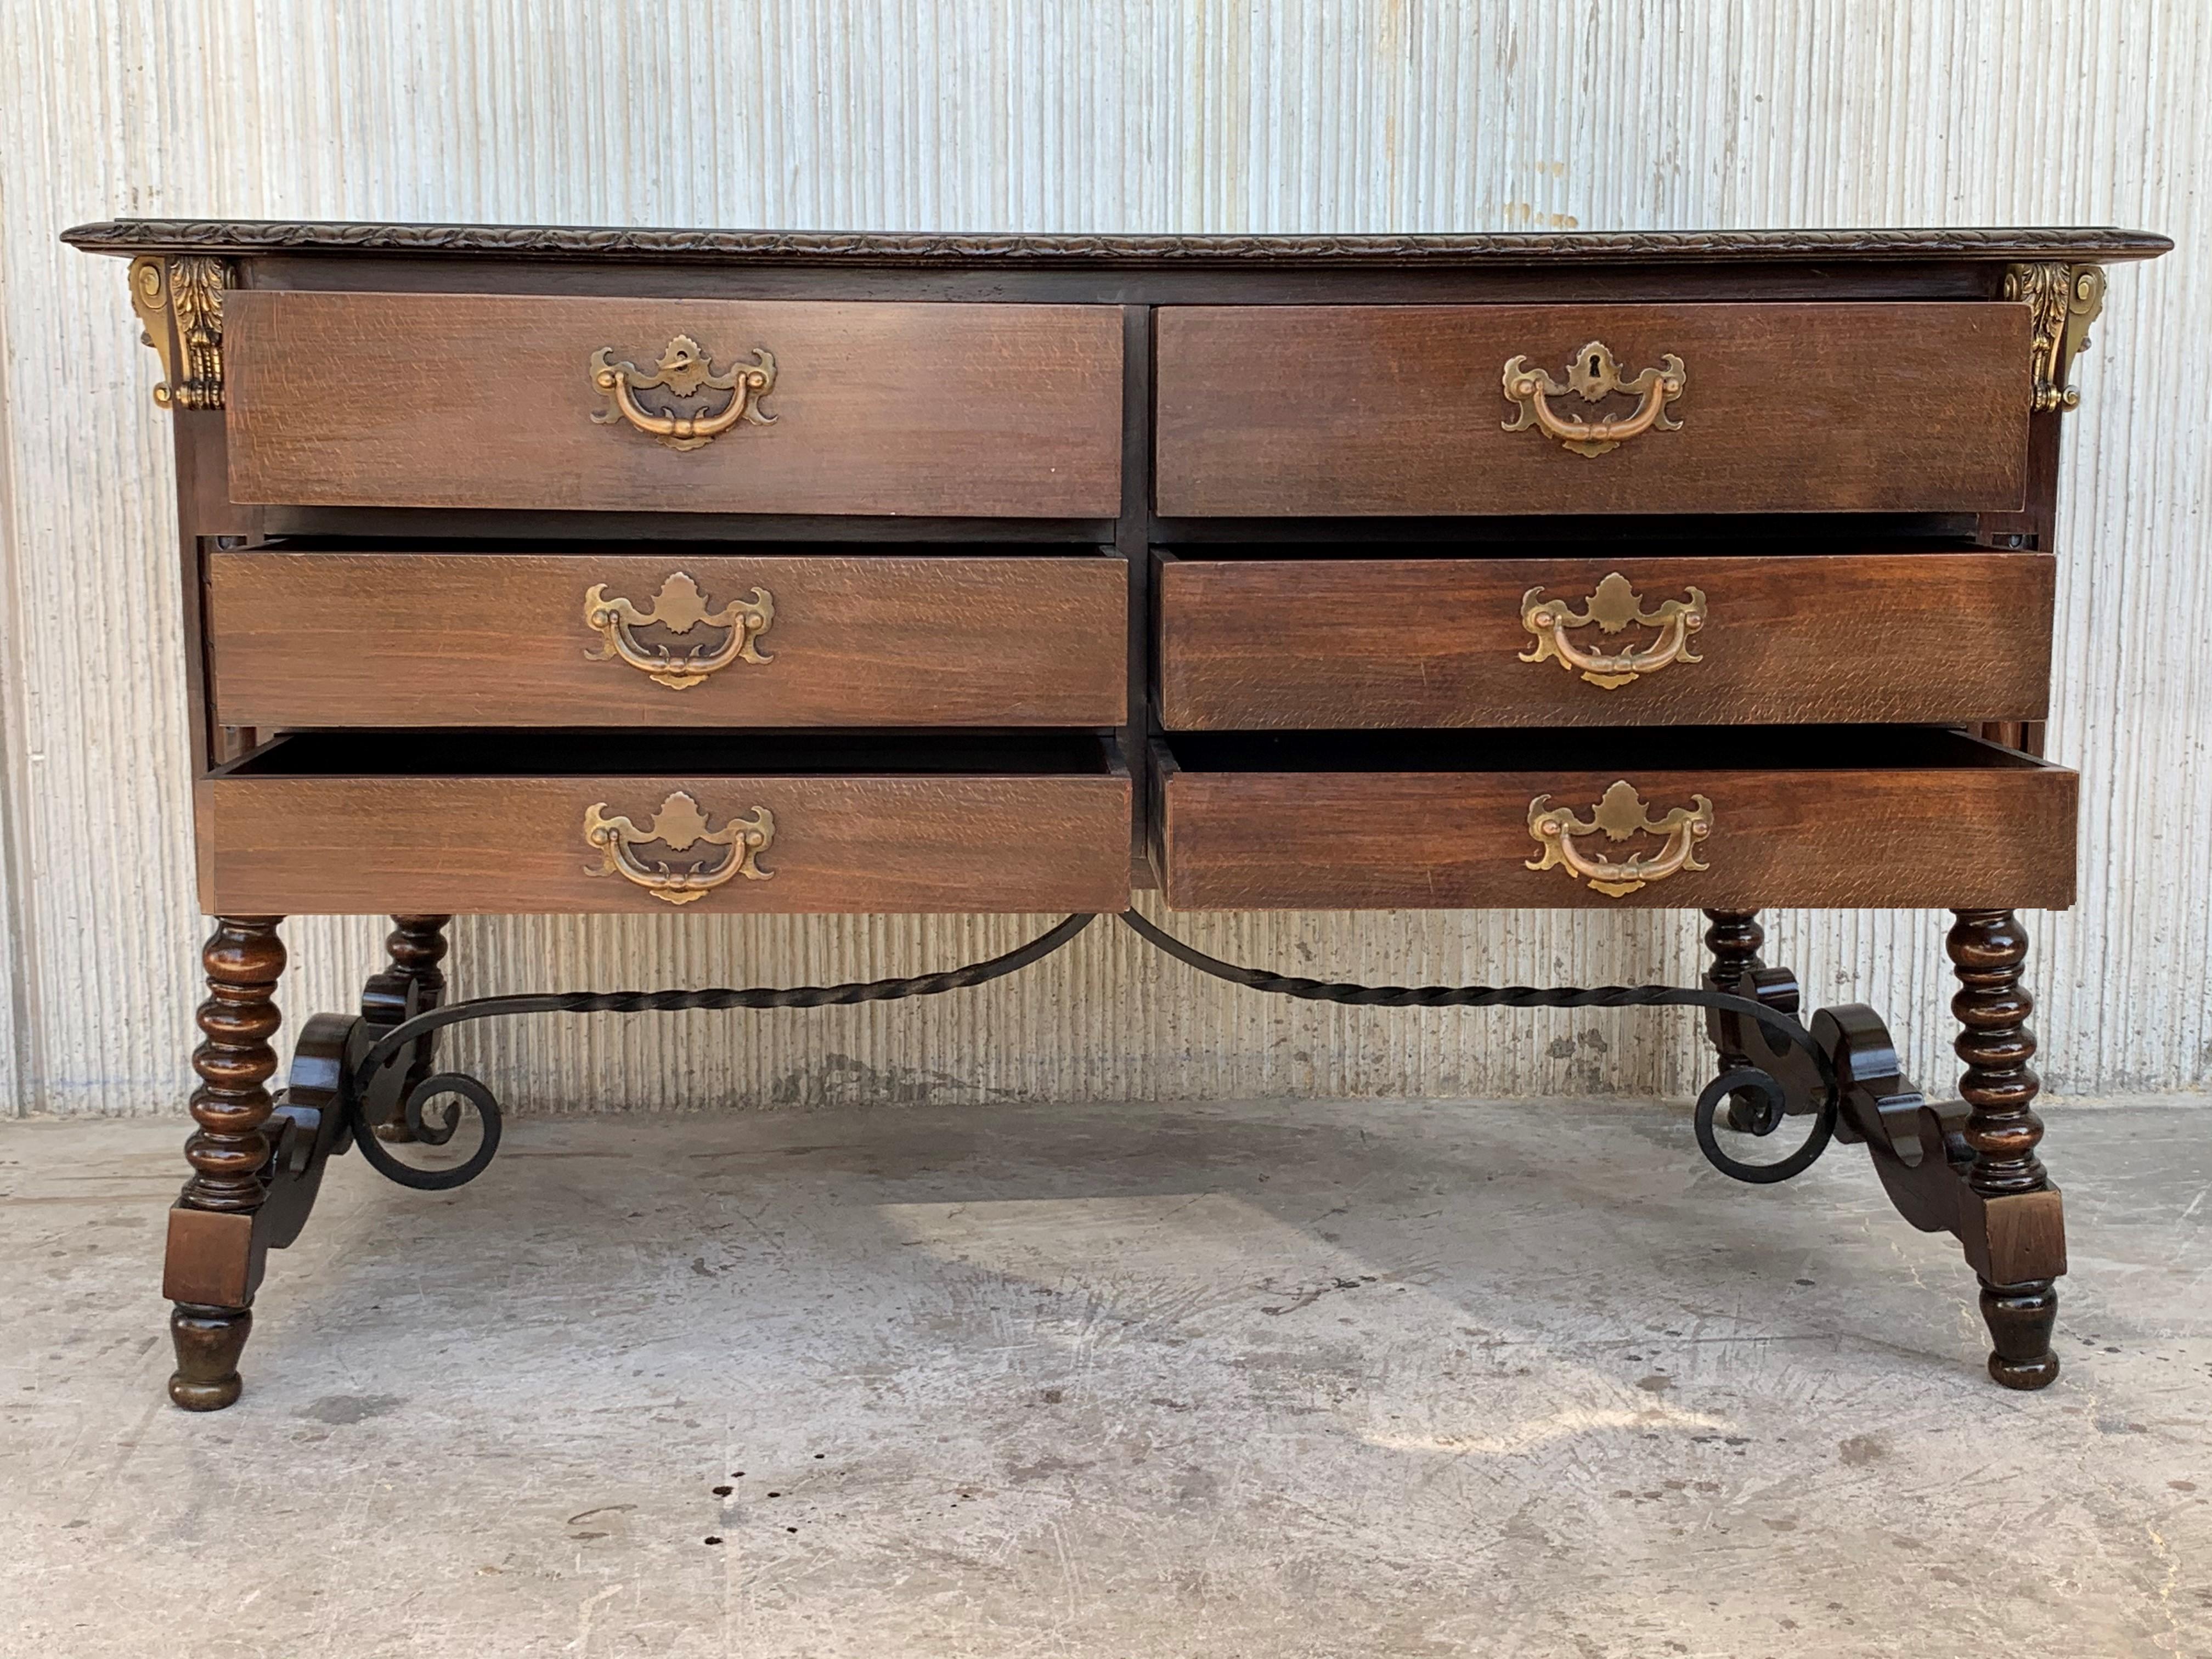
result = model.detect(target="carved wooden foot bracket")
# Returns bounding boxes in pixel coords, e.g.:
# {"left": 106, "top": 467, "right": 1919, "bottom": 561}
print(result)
{"left": 1703, "top": 909, "right": 2064, "bottom": 1390}
{"left": 165, "top": 912, "right": 470, "bottom": 1408}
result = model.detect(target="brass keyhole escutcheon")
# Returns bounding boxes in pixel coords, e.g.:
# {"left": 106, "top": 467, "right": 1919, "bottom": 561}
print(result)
{"left": 1501, "top": 340, "right": 1686, "bottom": 456}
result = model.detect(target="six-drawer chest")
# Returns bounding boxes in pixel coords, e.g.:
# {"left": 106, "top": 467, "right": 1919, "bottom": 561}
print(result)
{"left": 64, "top": 218, "right": 2168, "bottom": 1411}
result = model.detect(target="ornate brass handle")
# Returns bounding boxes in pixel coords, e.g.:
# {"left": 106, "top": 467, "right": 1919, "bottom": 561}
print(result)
{"left": 590, "top": 334, "right": 777, "bottom": 451}
{"left": 583, "top": 792, "right": 775, "bottom": 905}
{"left": 583, "top": 572, "right": 774, "bottom": 690}
{"left": 1501, "top": 340, "right": 1686, "bottom": 456}
{"left": 1526, "top": 781, "right": 1713, "bottom": 898}
{"left": 1520, "top": 572, "right": 1706, "bottom": 690}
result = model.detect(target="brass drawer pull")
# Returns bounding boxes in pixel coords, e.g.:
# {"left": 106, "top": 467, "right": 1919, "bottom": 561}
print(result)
{"left": 590, "top": 334, "right": 777, "bottom": 451}
{"left": 1520, "top": 572, "right": 1706, "bottom": 689}
{"left": 1502, "top": 340, "right": 1685, "bottom": 456}
{"left": 583, "top": 572, "right": 774, "bottom": 690}
{"left": 1526, "top": 781, "right": 1713, "bottom": 897}
{"left": 583, "top": 792, "right": 775, "bottom": 905}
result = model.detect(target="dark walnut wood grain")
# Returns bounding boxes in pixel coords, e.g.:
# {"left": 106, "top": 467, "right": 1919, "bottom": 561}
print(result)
{"left": 225, "top": 291, "right": 1124, "bottom": 515}
{"left": 164, "top": 916, "right": 285, "bottom": 1411}
{"left": 1949, "top": 909, "right": 2064, "bottom": 1389}
{"left": 1156, "top": 549, "right": 2053, "bottom": 728}
{"left": 1151, "top": 731, "right": 2075, "bottom": 911}
{"left": 195, "top": 743, "right": 1131, "bottom": 915}
{"left": 207, "top": 550, "right": 1127, "bottom": 728}
{"left": 1155, "top": 304, "right": 2032, "bottom": 515}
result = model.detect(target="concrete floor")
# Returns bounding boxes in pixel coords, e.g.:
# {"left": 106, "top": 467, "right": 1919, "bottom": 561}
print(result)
{"left": 1, "top": 1097, "right": 2205, "bottom": 1658}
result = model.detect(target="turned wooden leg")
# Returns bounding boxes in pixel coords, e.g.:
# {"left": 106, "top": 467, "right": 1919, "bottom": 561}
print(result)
{"left": 1950, "top": 909, "right": 2066, "bottom": 1390}
{"left": 360, "top": 915, "right": 452, "bottom": 1142}
{"left": 165, "top": 916, "right": 285, "bottom": 1410}
{"left": 1701, "top": 909, "right": 1772, "bottom": 1124}
{"left": 1702, "top": 909, "right": 1764, "bottom": 1067}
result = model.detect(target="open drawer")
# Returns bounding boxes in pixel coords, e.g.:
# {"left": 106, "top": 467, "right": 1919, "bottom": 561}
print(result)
{"left": 207, "top": 544, "right": 1128, "bottom": 729}
{"left": 197, "top": 731, "right": 1131, "bottom": 915}
{"left": 1149, "top": 727, "right": 2074, "bottom": 911}
{"left": 1155, "top": 546, "right": 2052, "bottom": 730}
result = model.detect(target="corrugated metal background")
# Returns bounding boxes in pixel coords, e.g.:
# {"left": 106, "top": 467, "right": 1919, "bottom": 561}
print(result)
{"left": 0, "top": 0, "right": 2203, "bottom": 1119}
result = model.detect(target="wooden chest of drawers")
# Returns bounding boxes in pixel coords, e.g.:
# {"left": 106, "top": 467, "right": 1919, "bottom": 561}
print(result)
{"left": 66, "top": 218, "right": 2165, "bottom": 1412}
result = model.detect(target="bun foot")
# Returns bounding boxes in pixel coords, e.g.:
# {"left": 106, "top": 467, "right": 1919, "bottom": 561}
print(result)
{"left": 168, "top": 1302, "right": 251, "bottom": 1410}
{"left": 1980, "top": 1279, "right": 2059, "bottom": 1390}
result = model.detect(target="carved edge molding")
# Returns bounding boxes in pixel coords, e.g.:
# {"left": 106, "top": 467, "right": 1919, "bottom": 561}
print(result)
{"left": 2003, "top": 261, "right": 2108, "bottom": 413}
{"left": 128, "top": 254, "right": 233, "bottom": 410}
{"left": 69, "top": 220, "right": 2173, "bottom": 266}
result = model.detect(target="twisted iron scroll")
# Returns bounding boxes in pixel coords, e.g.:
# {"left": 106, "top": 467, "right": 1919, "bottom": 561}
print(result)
{"left": 345, "top": 909, "right": 1836, "bottom": 1189}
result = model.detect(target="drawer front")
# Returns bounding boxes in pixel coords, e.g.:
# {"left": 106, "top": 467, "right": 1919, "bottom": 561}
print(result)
{"left": 1157, "top": 551, "right": 2052, "bottom": 729}
{"left": 208, "top": 551, "right": 1127, "bottom": 728}
{"left": 1155, "top": 304, "right": 2031, "bottom": 516}
{"left": 196, "top": 770, "right": 1132, "bottom": 915}
{"left": 225, "top": 292, "right": 1124, "bottom": 516}
{"left": 1152, "top": 737, "right": 2075, "bottom": 911}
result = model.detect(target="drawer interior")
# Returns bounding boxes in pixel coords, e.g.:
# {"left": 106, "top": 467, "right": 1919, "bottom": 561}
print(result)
{"left": 207, "top": 539, "right": 1130, "bottom": 731}
{"left": 223, "top": 729, "right": 1124, "bottom": 778}
{"left": 1158, "top": 726, "right": 2052, "bottom": 774}
{"left": 1149, "top": 726, "right": 2074, "bottom": 912}
{"left": 199, "top": 729, "right": 1131, "bottom": 915}
{"left": 1155, "top": 528, "right": 1994, "bottom": 560}
{"left": 250, "top": 535, "right": 1117, "bottom": 559}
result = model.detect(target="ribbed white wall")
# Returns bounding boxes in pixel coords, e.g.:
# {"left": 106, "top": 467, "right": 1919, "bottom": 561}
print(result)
{"left": 0, "top": 0, "right": 2204, "bottom": 1119}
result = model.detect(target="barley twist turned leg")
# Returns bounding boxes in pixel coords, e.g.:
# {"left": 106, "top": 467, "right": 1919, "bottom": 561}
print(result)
{"left": 165, "top": 916, "right": 286, "bottom": 1410}
{"left": 1949, "top": 909, "right": 2064, "bottom": 1390}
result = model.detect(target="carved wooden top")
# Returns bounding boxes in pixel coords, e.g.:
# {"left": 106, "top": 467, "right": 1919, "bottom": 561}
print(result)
{"left": 62, "top": 218, "right": 2171, "bottom": 267}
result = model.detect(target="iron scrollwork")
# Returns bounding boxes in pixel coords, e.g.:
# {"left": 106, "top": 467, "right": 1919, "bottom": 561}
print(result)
{"left": 331, "top": 913, "right": 1105, "bottom": 1190}
{"left": 286, "top": 907, "right": 1869, "bottom": 1198}
{"left": 1119, "top": 909, "right": 1839, "bottom": 1185}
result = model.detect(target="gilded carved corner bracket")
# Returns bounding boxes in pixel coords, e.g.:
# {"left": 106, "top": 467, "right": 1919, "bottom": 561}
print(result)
{"left": 2003, "top": 261, "right": 2106, "bottom": 413}
{"left": 128, "top": 254, "right": 234, "bottom": 411}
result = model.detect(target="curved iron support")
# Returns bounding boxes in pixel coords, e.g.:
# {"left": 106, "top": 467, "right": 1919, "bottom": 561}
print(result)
{"left": 1116, "top": 908, "right": 1840, "bottom": 1183}
{"left": 334, "top": 906, "right": 1849, "bottom": 1192}
{"left": 342, "top": 912, "right": 1101, "bottom": 1188}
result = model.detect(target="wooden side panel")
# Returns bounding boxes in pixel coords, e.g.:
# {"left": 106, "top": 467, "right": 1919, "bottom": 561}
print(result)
{"left": 225, "top": 291, "right": 1124, "bottom": 515}
{"left": 207, "top": 552, "right": 1127, "bottom": 727}
{"left": 1154, "top": 303, "right": 2032, "bottom": 515}
{"left": 1157, "top": 760, "right": 2076, "bottom": 911}
{"left": 1157, "top": 551, "right": 2053, "bottom": 728}
{"left": 195, "top": 773, "right": 1133, "bottom": 915}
